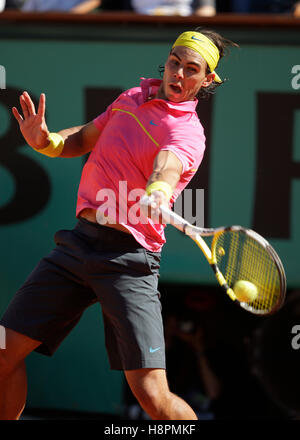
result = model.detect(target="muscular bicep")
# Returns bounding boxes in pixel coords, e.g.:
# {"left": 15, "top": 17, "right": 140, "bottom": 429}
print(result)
{"left": 147, "top": 150, "right": 183, "bottom": 190}
{"left": 79, "top": 121, "right": 102, "bottom": 153}
{"left": 60, "top": 121, "right": 101, "bottom": 158}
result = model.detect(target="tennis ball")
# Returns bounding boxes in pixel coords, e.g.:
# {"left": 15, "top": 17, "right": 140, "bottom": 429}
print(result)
{"left": 217, "top": 247, "right": 225, "bottom": 257}
{"left": 233, "top": 280, "right": 258, "bottom": 302}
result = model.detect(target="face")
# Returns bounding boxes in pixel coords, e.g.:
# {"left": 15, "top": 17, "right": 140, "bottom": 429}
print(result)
{"left": 157, "top": 46, "right": 215, "bottom": 103}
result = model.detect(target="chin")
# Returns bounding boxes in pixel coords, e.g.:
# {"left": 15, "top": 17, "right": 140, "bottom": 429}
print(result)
{"left": 167, "top": 93, "right": 184, "bottom": 103}
{"left": 169, "top": 97, "right": 182, "bottom": 103}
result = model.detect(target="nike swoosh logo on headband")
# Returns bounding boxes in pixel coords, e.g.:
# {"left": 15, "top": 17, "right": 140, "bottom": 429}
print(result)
{"left": 191, "top": 36, "right": 205, "bottom": 43}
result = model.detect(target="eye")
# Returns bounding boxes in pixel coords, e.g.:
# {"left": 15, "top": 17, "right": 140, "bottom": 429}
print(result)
{"left": 187, "top": 66, "right": 197, "bottom": 73}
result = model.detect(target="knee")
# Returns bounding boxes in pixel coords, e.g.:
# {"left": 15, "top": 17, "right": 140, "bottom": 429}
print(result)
{"left": 0, "top": 349, "right": 24, "bottom": 381}
{"left": 0, "top": 327, "right": 39, "bottom": 380}
{"left": 0, "top": 353, "right": 26, "bottom": 382}
{"left": 0, "top": 351, "right": 13, "bottom": 380}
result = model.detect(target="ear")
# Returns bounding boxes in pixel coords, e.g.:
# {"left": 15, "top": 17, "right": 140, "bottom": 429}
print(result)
{"left": 201, "top": 73, "right": 215, "bottom": 88}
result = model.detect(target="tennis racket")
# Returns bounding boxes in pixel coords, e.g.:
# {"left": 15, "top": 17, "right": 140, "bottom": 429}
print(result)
{"left": 159, "top": 205, "right": 286, "bottom": 316}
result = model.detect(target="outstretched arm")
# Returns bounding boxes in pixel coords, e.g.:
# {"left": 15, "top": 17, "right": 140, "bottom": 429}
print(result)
{"left": 140, "top": 150, "right": 183, "bottom": 221}
{"left": 147, "top": 149, "right": 183, "bottom": 191}
{"left": 12, "top": 91, "right": 101, "bottom": 158}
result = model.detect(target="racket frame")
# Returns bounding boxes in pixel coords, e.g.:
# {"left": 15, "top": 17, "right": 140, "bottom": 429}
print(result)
{"left": 159, "top": 205, "right": 286, "bottom": 315}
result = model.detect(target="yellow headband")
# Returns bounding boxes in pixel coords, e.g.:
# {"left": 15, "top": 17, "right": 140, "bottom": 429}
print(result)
{"left": 172, "top": 31, "right": 222, "bottom": 83}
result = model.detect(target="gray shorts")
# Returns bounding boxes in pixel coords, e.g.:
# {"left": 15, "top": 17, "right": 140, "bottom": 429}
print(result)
{"left": 0, "top": 218, "right": 165, "bottom": 371}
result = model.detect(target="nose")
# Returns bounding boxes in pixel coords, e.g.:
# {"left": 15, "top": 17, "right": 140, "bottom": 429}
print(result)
{"left": 174, "top": 66, "right": 184, "bottom": 79}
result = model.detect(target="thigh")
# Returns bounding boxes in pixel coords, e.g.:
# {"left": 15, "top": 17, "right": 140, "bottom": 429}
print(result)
{"left": 0, "top": 245, "right": 97, "bottom": 356}
{"left": 88, "top": 248, "right": 165, "bottom": 371}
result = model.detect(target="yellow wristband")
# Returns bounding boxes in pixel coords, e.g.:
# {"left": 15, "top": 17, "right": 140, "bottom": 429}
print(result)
{"left": 146, "top": 181, "right": 173, "bottom": 201}
{"left": 33, "top": 133, "right": 64, "bottom": 158}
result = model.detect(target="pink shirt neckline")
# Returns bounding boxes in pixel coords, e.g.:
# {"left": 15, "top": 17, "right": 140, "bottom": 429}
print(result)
{"left": 139, "top": 77, "right": 199, "bottom": 112}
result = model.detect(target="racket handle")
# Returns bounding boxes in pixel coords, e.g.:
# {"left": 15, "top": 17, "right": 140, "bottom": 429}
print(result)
{"left": 159, "top": 205, "right": 191, "bottom": 233}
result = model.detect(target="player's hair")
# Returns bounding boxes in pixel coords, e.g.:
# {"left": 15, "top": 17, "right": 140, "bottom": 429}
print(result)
{"left": 195, "top": 27, "right": 238, "bottom": 100}
{"left": 158, "top": 28, "right": 238, "bottom": 100}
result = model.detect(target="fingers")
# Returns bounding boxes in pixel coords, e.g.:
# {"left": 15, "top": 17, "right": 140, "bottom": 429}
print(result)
{"left": 19, "top": 94, "right": 29, "bottom": 118}
{"left": 21, "top": 91, "right": 36, "bottom": 116}
{"left": 37, "top": 93, "right": 46, "bottom": 118}
{"left": 140, "top": 192, "right": 167, "bottom": 210}
{"left": 140, "top": 193, "right": 166, "bottom": 224}
{"left": 14, "top": 91, "right": 44, "bottom": 121}
{"left": 12, "top": 106, "right": 23, "bottom": 124}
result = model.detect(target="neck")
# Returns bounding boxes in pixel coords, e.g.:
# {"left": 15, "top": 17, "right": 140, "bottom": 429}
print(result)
{"left": 155, "top": 83, "right": 167, "bottom": 101}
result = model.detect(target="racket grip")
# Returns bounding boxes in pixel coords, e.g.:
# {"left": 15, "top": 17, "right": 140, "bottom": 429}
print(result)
{"left": 159, "top": 205, "right": 190, "bottom": 233}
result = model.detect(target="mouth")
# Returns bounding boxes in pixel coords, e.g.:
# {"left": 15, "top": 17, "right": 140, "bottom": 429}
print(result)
{"left": 168, "top": 83, "right": 183, "bottom": 95}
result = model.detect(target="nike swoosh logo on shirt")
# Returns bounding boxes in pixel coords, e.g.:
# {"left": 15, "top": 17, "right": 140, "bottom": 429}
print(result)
{"left": 150, "top": 120, "right": 158, "bottom": 126}
{"left": 149, "top": 347, "right": 161, "bottom": 353}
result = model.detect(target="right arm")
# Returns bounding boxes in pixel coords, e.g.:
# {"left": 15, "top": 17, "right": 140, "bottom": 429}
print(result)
{"left": 12, "top": 91, "right": 101, "bottom": 157}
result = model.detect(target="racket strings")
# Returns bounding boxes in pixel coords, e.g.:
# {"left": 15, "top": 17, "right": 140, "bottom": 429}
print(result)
{"left": 215, "top": 231, "right": 281, "bottom": 312}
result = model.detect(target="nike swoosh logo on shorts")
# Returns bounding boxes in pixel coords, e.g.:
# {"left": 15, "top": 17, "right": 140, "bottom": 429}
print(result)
{"left": 149, "top": 347, "right": 161, "bottom": 353}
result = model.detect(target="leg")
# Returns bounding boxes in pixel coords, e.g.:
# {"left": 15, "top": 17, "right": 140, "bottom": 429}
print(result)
{"left": 0, "top": 328, "right": 41, "bottom": 420}
{"left": 125, "top": 368, "right": 198, "bottom": 420}
{"left": 0, "top": 226, "right": 99, "bottom": 419}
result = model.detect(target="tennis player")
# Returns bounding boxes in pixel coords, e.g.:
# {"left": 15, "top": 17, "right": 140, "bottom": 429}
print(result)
{"left": 0, "top": 28, "right": 235, "bottom": 420}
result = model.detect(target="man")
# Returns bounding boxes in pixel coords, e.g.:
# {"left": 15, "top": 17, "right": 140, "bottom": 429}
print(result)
{"left": 0, "top": 28, "right": 235, "bottom": 420}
